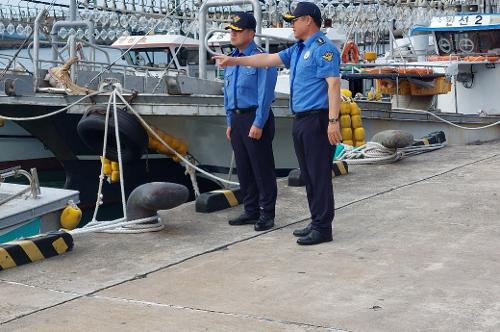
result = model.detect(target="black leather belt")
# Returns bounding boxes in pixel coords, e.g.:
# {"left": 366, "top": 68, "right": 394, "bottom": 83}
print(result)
{"left": 232, "top": 107, "right": 257, "bottom": 115}
{"left": 293, "top": 109, "right": 327, "bottom": 119}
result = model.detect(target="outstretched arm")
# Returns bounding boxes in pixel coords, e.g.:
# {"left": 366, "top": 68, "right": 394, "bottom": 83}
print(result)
{"left": 213, "top": 53, "right": 283, "bottom": 68}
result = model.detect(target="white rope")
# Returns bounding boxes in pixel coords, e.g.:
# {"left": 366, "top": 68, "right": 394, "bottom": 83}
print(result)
{"left": 100, "top": 218, "right": 165, "bottom": 234}
{"left": 338, "top": 141, "right": 447, "bottom": 165}
{"left": 398, "top": 108, "right": 500, "bottom": 130}
{"left": 185, "top": 163, "right": 200, "bottom": 197}
{"left": 0, "top": 91, "right": 102, "bottom": 121}
{"left": 114, "top": 90, "right": 240, "bottom": 187}
{"left": 90, "top": 93, "right": 114, "bottom": 222}
{"left": 85, "top": 89, "right": 164, "bottom": 234}
{"left": 71, "top": 215, "right": 160, "bottom": 235}
{"left": 112, "top": 91, "right": 128, "bottom": 220}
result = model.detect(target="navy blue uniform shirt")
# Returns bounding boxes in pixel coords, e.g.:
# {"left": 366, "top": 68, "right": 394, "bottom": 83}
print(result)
{"left": 224, "top": 41, "right": 278, "bottom": 128}
{"left": 278, "top": 31, "right": 340, "bottom": 113}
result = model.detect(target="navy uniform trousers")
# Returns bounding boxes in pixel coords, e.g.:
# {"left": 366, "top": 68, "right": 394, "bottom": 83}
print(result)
{"left": 230, "top": 111, "right": 277, "bottom": 219}
{"left": 292, "top": 111, "right": 335, "bottom": 233}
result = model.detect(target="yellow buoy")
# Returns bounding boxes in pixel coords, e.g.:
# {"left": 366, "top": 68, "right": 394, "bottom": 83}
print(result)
{"left": 351, "top": 115, "right": 363, "bottom": 128}
{"left": 350, "top": 102, "right": 361, "bottom": 116}
{"left": 341, "top": 89, "right": 352, "bottom": 98}
{"left": 60, "top": 201, "right": 82, "bottom": 230}
{"left": 342, "top": 140, "right": 354, "bottom": 146}
{"left": 111, "top": 170, "right": 120, "bottom": 183}
{"left": 364, "top": 51, "right": 377, "bottom": 62}
{"left": 103, "top": 163, "right": 112, "bottom": 176}
{"left": 147, "top": 127, "right": 188, "bottom": 161}
{"left": 340, "top": 102, "right": 351, "bottom": 115}
{"left": 101, "top": 157, "right": 112, "bottom": 176}
{"left": 341, "top": 128, "right": 353, "bottom": 141}
{"left": 354, "top": 140, "right": 366, "bottom": 147}
{"left": 353, "top": 127, "right": 365, "bottom": 141}
{"left": 339, "top": 115, "right": 351, "bottom": 129}
{"left": 111, "top": 161, "right": 119, "bottom": 171}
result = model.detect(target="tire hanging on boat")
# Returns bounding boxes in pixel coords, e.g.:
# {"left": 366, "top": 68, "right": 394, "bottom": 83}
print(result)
{"left": 77, "top": 105, "right": 148, "bottom": 163}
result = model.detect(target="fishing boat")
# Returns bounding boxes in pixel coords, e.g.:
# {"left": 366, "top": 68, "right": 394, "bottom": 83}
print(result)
{"left": 0, "top": 0, "right": 498, "bottom": 208}
{"left": 0, "top": 166, "right": 79, "bottom": 243}
{"left": 0, "top": 119, "right": 59, "bottom": 171}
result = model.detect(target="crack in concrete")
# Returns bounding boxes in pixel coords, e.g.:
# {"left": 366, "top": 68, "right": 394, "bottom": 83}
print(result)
{"left": 0, "top": 279, "right": 83, "bottom": 297}
{"left": 2, "top": 152, "right": 498, "bottom": 327}
{"left": 89, "top": 294, "right": 351, "bottom": 332}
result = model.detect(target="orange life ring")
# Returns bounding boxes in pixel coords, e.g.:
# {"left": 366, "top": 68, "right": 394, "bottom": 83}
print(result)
{"left": 342, "top": 41, "right": 360, "bottom": 64}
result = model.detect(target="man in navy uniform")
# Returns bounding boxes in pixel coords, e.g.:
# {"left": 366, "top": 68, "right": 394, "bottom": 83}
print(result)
{"left": 214, "top": 2, "right": 342, "bottom": 245}
{"left": 223, "top": 12, "right": 278, "bottom": 232}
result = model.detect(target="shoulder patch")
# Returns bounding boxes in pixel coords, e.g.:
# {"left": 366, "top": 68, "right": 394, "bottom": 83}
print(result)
{"left": 316, "top": 37, "right": 325, "bottom": 45}
{"left": 322, "top": 51, "right": 333, "bottom": 62}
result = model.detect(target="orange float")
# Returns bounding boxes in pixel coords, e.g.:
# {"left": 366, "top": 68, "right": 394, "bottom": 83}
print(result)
{"left": 464, "top": 55, "right": 499, "bottom": 62}
{"left": 426, "top": 55, "right": 461, "bottom": 61}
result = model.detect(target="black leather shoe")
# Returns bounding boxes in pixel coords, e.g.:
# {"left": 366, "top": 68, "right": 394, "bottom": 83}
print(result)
{"left": 254, "top": 216, "right": 274, "bottom": 231}
{"left": 297, "top": 230, "right": 333, "bottom": 245}
{"left": 228, "top": 213, "right": 259, "bottom": 226}
{"left": 293, "top": 224, "right": 312, "bottom": 237}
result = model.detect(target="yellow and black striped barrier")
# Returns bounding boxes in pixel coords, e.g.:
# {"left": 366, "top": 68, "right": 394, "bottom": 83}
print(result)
{"left": 0, "top": 230, "right": 74, "bottom": 271}
{"left": 288, "top": 161, "right": 349, "bottom": 187}
{"left": 195, "top": 188, "right": 242, "bottom": 213}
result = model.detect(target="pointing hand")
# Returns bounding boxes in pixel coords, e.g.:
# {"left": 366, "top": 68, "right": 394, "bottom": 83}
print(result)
{"left": 213, "top": 54, "right": 236, "bottom": 68}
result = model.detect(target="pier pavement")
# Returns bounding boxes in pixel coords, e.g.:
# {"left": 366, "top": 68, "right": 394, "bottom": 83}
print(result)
{"left": 1, "top": 142, "right": 499, "bottom": 331}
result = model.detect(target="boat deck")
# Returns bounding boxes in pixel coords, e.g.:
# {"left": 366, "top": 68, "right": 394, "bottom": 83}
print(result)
{"left": 1, "top": 142, "right": 499, "bottom": 331}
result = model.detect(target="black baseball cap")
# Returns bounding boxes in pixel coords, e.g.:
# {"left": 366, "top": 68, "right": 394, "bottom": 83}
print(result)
{"left": 282, "top": 2, "right": 322, "bottom": 23}
{"left": 225, "top": 12, "right": 256, "bottom": 31}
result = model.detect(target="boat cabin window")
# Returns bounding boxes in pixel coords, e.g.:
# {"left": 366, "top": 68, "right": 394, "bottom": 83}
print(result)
{"left": 175, "top": 47, "right": 215, "bottom": 66}
{"left": 435, "top": 29, "right": 500, "bottom": 55}
{"left": 126, "top": 49, "right": 174, "bottom": 68}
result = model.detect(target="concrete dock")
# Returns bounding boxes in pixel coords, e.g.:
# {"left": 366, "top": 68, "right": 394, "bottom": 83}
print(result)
{"left": 1, "top": 142, "right": 499, "bottom": 331}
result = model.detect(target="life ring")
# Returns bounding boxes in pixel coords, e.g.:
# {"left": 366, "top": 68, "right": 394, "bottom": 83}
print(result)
{"left": 77, "top": 105, "right": 148, "bottom": 163}
{"left": 342, "top": 41, "right": 360, "bottom": 64}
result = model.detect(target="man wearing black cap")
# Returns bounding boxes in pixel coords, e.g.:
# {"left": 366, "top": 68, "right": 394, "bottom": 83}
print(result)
{"left": 223, "top": 12, "right": 278, "bottom": 232}
{"left": 214, "top": 3, "right": 342, "bottom": 245}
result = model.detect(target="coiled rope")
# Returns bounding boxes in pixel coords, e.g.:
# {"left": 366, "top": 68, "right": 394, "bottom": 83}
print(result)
{"left": 337, "top": 141, "right": 447, "bottom": 165}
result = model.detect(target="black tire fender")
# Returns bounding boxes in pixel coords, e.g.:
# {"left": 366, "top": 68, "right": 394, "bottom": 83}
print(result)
{"left": 77, "top": 105, "right": 148, "bottom": 163}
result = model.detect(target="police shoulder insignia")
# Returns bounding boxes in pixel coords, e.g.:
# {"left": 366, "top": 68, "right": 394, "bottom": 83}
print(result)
{"left": 316, "top": 37, "right": 325, "bottom": 45}
{"left": 322, "top": 51, "right": 333, "bottom": 62}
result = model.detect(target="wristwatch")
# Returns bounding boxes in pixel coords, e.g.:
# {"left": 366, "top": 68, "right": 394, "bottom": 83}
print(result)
{"left": 328, "top": 117, "right": 339, "bottom": 124}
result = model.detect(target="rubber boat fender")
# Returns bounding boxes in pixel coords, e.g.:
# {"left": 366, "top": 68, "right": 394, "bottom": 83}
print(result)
{"left": 412, "top": 131, "right": 446, "bottom": 146}
{"left": 77, "top": 105, "right": 148, "bottom": 163}
{"left": 371, "top": 130, "right": 414, "bottom": 148}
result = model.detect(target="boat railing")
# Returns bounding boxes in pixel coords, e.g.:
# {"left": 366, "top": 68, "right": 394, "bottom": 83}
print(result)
{"left": 198, "top": 0, "right": 262, "bottom": 79}
{"left": 0, "top": 166, "right": 41, "bottom": 205}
